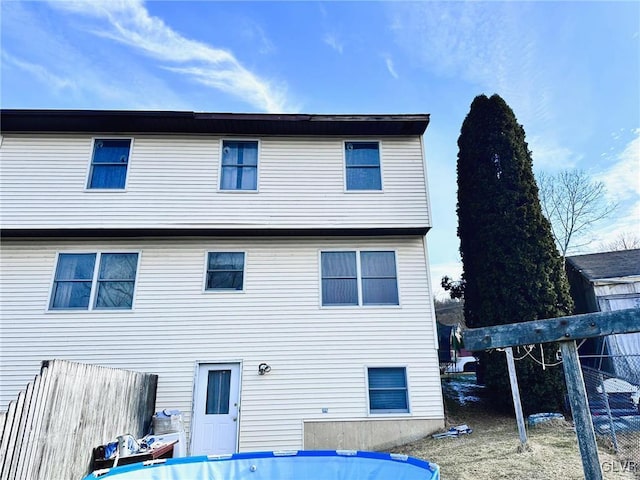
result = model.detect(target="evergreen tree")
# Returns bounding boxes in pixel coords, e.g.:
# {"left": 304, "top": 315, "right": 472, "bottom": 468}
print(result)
{"left": 456, "top": 94, "right": 573, "bottom": 413}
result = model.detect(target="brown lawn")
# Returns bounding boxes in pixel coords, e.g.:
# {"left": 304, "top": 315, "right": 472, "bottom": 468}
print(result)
{"left": 391, "top": 374, "right": 638, "bottom": 480}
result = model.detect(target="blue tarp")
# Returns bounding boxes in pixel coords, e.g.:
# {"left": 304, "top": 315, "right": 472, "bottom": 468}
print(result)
{"left": 84, "top": 450, "right": 439, "bottom": 480}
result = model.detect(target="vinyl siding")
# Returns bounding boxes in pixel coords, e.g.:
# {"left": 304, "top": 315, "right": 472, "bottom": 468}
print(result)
{"left": 0, "top": 236, "right": 442, "bottom": 451}
{"left": 0, "top": 135, "right": 430, "bottom": 230}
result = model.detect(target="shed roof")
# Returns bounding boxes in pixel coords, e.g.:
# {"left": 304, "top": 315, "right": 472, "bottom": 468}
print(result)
{"left": 566, "top": 249, "right": 640, "bottom": 281}
{"left": 0, "top": 110, "right": 429, "bottom": 136}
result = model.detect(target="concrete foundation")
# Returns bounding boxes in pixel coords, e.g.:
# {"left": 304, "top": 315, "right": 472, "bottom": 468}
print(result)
{"left": 303, "top": 417, "right": 444, "bottom": 451}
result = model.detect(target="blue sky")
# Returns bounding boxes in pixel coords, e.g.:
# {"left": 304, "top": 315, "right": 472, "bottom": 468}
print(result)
{"left": 2, "top": 1, "right": 639, "bottom": 298}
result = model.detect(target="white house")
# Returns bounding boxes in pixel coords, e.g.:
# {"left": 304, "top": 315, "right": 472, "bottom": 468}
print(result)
{"left": 0, "top": 110, "right": 445, "bottom": 455}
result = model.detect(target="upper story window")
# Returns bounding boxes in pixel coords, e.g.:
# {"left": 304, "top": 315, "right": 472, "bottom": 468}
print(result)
{"left": 367, "top": 367, "right": 409, "bottom": 414}
{"left": 321, "top": 250, "right": 398, "bottom": 306}
{"left": 50, "top": 252, "right": 139, "bottom": 310}
{"left": 220, "top": 140, "right": 258, "bottom": 191}
{"left": 87, "top": 139, "right": 131, "bottom": 189}
{"left": 345, "top": 141, "right": 381, "bottom": 191}
{"left": 206, "top": 252, "right": 245, "bottom": 291}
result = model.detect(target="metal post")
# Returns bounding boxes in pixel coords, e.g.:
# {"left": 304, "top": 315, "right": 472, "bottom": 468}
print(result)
{"left": 598, "top": 372, "right": 619, "bottom": 452}
{"left": 505, "top": 347, "right": 527, "bottom": 446}
{"left": 560, "top": 340, "right": 603, "bottom": 480}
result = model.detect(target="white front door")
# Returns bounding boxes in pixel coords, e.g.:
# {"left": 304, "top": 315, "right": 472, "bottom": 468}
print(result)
{"left": 191, "top": 363, "right": 240, "bottom": 456}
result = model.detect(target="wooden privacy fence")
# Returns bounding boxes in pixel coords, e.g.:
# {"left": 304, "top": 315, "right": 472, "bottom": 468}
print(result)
{"left": 0, "top": 359, "right": 157, "bottom": 480}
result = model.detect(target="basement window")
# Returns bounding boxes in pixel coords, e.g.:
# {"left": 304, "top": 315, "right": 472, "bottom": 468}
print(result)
{"left": 367, "top": 367, "right": 409, "bottom": 414}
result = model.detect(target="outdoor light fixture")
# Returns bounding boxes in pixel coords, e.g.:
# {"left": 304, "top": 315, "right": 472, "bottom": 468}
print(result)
{"left": 258, "top": 363, "right": 271, "bottom": 375}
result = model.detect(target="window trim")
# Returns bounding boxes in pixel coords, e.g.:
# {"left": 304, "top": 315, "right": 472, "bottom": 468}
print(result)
{"left": 84, "top": 137, "right": 134, "bottom": 192}
{"left": 343, "top": 140, "right": 384, "bottom": 193}
{"left": 218, "top": 138, "right": 260, "bottom": 193}
{"left": 47, "top": 251, "right": 141, "bottom": 312}
{"left": 319, "top": 249, "right": 400, "bottom": 308}
{"left": 203, "top": 251, "right": 247, "bottom": 293}
{"left": 365, "top": 365, "right": 411, "bottom": 416}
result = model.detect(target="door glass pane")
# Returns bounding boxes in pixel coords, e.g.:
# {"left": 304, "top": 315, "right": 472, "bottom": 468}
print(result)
{"left": 206, "top": 370, "right": 231, "bottom": 415}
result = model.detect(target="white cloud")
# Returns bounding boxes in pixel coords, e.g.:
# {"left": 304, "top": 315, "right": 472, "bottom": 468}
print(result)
{"left": 48, "top": 0, "right": 291, "bottom": 112}
{"left": 586, "top": 200, "right": 640, "bottom": 253}
{"left": 388, "top": 2, "right": 554, "bottom": 127}
{"left": 384, "top": 55, "right": 399, "bottom": 79}
{"left": 529, "top": 136, "right": 582, "bottom": 172}
{"left": 580, "top": 131, "right": 640, "bottom": 253}
{"left": 429, "top": 261, "right": 463, "bottom": 301}
{"left": 596, "top": 129, "right": 640, "bottom": 201}
{"left": 323, "top": 33, "right": 344, "bottom": 54}
{"left": 2, "top": 52, "right": 77, "bottom": 91}
{"left": 240, "top": 20, "right": 276, "bottom": 56}
{"left": 1, "top": 7, "right": 188, "bottom": 111}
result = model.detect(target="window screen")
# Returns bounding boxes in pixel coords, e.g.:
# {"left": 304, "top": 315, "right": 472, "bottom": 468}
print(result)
{"left": 345, "top": 142, "right": 381, "bottom": 190}
{"left": 368, "top": 367, "right": 409, "bottom": 413}
{"left": 221, "top": 141, "right": 258, "bottom": 190}
{"left": 88, "top": 139, "right": 131, "bottom": 189}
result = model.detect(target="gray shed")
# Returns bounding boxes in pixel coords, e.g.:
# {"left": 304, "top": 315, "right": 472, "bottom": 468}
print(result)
{"left": 566, "top": 249, "right": 640, "bottom": 383}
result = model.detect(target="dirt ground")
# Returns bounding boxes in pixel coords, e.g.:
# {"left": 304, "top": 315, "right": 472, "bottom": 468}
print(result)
{"left": 390, "top": 374, "right": 638, "bottom": 480}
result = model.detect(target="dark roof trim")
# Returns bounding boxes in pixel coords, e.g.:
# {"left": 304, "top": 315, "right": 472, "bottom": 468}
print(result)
{"left": 1, "top": 226, "right": 430, "bottom": 239}
{"left": 0, "top": 110, "right": 430, "bottom": 136}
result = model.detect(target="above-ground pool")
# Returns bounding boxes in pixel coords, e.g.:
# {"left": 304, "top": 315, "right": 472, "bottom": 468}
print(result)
{"left": 84, "top": 450, "right": 440, "bottom": 480}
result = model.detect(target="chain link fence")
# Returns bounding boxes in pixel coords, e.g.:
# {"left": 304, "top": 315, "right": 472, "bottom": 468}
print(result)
{"left": 581, "top": 354, "right": 640, "bottom": 473}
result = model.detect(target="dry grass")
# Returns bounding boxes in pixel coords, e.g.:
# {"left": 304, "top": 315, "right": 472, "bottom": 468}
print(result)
{"left": 391, "top": 375, "right": 638, "bottom": 479}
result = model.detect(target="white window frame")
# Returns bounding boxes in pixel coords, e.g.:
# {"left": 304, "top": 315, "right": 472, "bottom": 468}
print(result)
{"left": 365, "top": 365, "right": 411, "bottom": 416}
{"left": 343, "top": 140, "right": 384, "bottom": 193}
{"left": 203, "top": 251, "right": 247, "bottom": 293}
{"left": 319, "top": 249, "right": 400, "bottom": 308}
{"left": 84, "top": 137, "right": 134, "bottom": 192}
{"left": 218, "top": 138, "right": 260, "bottom": 193}
{"left": 47, "top": 251, "right": 141, "bottom": 312}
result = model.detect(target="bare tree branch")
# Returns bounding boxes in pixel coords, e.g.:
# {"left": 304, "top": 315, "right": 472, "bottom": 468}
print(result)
{"left": 537, "top": 169, "right": 617, "bottom": 257}
{"left": 599, "top": 231, "right": 640, "bottom": 251}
